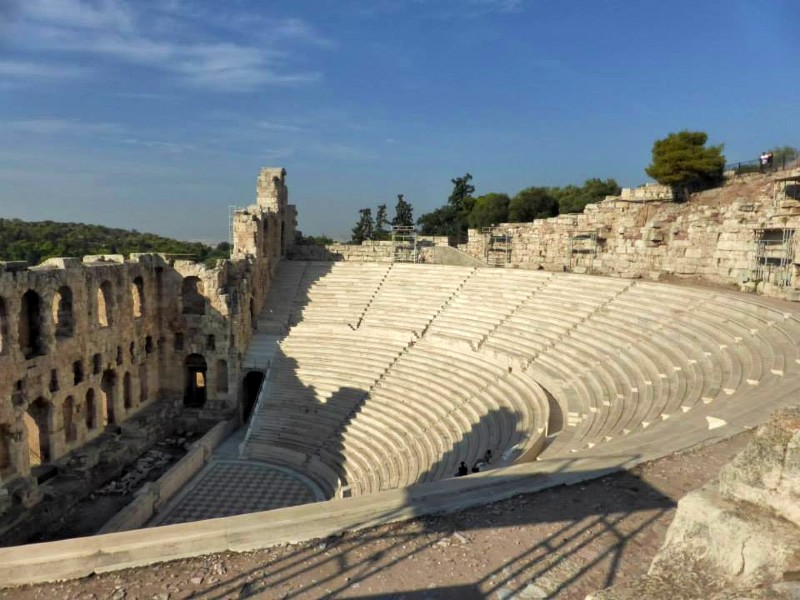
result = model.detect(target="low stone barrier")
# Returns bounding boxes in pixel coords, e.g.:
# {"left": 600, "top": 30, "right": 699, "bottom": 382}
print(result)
{"left": 98, "top": 418, "right": 238, "bottom": 534}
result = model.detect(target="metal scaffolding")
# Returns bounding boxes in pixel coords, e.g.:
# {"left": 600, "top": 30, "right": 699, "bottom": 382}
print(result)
{"left": 482, "top": 227, "right": 512, "bottom": 267}
{"left": 752, "top": 228, "right": 796, "bottom": 287}
{"left": 568, "top": 231, "right": 598, "bottom": 273}
{"left": 391, "top": 226, "right": 418, "bottom": 263}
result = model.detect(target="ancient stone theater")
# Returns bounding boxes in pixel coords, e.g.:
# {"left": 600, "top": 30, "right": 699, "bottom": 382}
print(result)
{"left": 1, "top": 166, "right": 800, "bottom": 595}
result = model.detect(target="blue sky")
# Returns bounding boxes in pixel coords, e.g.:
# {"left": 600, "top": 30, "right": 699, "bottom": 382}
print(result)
{"left": 1, "top": 0, "right": 798, "bottom": 243}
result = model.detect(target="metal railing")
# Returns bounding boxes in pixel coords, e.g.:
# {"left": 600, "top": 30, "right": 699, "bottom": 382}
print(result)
{"left": 725, "top": 155, "right": 799, "bottom": 175}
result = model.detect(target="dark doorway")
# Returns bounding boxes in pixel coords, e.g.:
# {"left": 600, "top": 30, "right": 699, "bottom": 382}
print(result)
{"left": 101, "top": 369, "right": 116, "bottom": 425}
{"left": 242, "top": 371, "right": 265, "bottom": 422}
{"left": 184, "top": 353, "right": 208, "bottom": 408}
{"left": 19, "top": 290, "right": 43, "bottom": 358}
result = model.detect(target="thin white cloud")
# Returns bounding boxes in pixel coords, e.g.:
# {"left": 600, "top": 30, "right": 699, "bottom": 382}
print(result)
{"left": 4, "top": 117, "right": 124, "bottom": 135}
{"left": 312, "top": 142, "right": 378, "bottom": 161}
{"left": 0, "top": 59, "right": 88, "bottom": 80}
{"left": 22, "top": 0, "right": 135, "bottom": 31}
{"left": 116, "top": 137, "right": 194, "bottom": 153}
{"left": 257, "top": 121, "right": 307, "bottom": 133}
{"left": 7, "top": 0, "right": 325, "bottom": 91}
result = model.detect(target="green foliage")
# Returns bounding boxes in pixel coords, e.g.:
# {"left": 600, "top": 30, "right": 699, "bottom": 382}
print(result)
{"left": 646, "top": 130, "right": 725, "bottom": 198}
{"left": 417, "top": 204, "right": 463, "bottom": 238}
{"left": 417, "top": 174, "right": 475, "bottom": 241}
{"left": 351, "top": 208, "right": 375, "bottom": 244}
{"left": 448, "top": 174, "right": 475, "bottom": 211}
{"left": 391, "top": 194, "right": 414, "bottom": 228}
{"left": 468, "top": 193, "right": 510, "bottom": 229}
{"left": 509, "top": 188, "right": 559, "bottom": 222}
{"left": 0, "top": 218, "right": 229, "bottom": 265}
{"left": 553, "top": 178, "right": 621, "bottom": 214}
{"left": 296, "top": 233, "right": 334, "bottom": 246}
{"left": 375, "top": 203, "right": 390, "bottom": 240}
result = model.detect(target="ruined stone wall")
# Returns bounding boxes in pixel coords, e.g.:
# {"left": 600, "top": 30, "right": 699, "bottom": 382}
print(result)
{"left": 461, "top": 171, "right": 800, "bottom": 300}
{"left": 287, "top": 236, "right": 450, "bottom": 262}
{"left": 0, "top": 167, "right": 291, "bottom": 502}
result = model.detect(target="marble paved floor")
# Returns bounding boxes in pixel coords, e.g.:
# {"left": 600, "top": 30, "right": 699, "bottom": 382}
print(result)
{"left": 149, "top": 429, "right": 324, "bottom": 526}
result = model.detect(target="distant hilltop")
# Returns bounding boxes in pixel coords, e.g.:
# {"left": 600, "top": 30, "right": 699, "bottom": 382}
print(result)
{"left": 0, "top": 218, "right": 230, "bottom": 266}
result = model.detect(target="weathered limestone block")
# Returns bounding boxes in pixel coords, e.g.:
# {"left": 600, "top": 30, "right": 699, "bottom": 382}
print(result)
{"left": 718, "top": 407, "right": 800, "bottom": 528}
{"left": 649, "top": 484, "right": 800, "bottom": 585}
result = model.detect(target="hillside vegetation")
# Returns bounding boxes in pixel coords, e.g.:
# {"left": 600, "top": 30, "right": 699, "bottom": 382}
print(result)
{"left": 0, "top": 218, "right": 230, "bottom": 266}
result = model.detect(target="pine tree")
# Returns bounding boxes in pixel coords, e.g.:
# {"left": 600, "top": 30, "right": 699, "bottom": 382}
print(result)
{"left": 375, "top": 203, "right": 389, "bottom": 240}
{"left": 350, "top": 208, "right": 375, "bottom": 244}
{"left": 391, "top": 194, "right": 414, "bottom": 228}
{"left": 646, "top": 131, "right": 725, "bottom": 199}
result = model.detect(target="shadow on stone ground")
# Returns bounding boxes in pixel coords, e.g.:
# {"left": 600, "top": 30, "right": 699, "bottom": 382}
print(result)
{"left": 0, "top": 431, "right": 753, "bottom": 600}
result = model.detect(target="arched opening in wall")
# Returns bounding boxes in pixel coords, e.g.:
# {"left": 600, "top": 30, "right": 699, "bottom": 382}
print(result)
{"left": 181, "top": 277, "right": 205, "bottom": 315}
{"left": 139, "top": 364, "right": 148, "bottom": 405}
{"left": 52, "top": 286, "right": 75, "bottom": 339}
{"left": 216, "top": 359, "right": 229, "bottom": 393}
{"left": 19, "top": 290, "right": 44, "bottom": 359}
{"left": 85, "top": 389, "right": 96, "bottom": 431}
{"left": 97, "top": 281, "right": 113, "bottom": 327}
{"left": 131, "top": 277, "right": 145, "bottom": 318}
{"left": 101, "top": 370, "right": 116, "bottom": 425}
{"left": 123, "top": 372, "right": 133, "bottom": 410}
{"left": 26, "top": 397, "right": 51, "bottom": 465}
{"left": 63, "top": 396, "right": 76, "bottom": 443}
{"left": 242, "top": 371, "right": 265, "bottom": 422}
{"left": 184, "top": 354, "right": 207, "bottom": 408}
{"left": 0, "top": 296, "right": 8, "bottom": 355}
{"left": 0, "top": 425, "right": 12, "bottom": 476}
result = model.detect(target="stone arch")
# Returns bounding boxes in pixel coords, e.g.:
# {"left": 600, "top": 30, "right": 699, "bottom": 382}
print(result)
{"left": 242, "top": 370, "right": 265, "bottom": 422}
{"left": 97, "top": 281, "right": 114, "bottom": 327}
{"left": 85, "top": 388, "right": 97, "bottom": 431}
{"left": 19, "top": 290, "right": 44, "bottom": 359}
{"left": 101, "top": 369, "right": 116, "bottom": 425}
{"left": 63, "top": 396, "right": 77, "bottom": 443}
{"left": 181, "top": 277, "right": 205, "bottom": 315}
{"left": 0, "top": 296, "right": 7, "bottom": 355}
{"left": 216, "top": 359, "right": 229, "bottom": 393}
{"left": 0, "top": 425, "right": 12, "bottom": 476}
{"left": 184, "top": 353, "right": 208, "bottom": 407}
{"left": 139, "top": 364, "right": 148, "bottom": 405}
{"left": 131, "top": 276, "right": 145, "bottom": 318}
{"left": 26, "top": 397, "right": 51, "bottom": 465}
{"left": 52, "top": 286, "right": 75, "bottom": 339}
{"left": 123, "top": 372, "right": 133, "bottom": 410}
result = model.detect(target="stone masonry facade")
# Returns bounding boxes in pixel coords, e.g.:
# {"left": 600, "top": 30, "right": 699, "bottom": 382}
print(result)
{"left": 460, "top": 170, "right": 800, "bottom": 301}
{"left": 0, "top": 167, "right": 295, "bottom": 512}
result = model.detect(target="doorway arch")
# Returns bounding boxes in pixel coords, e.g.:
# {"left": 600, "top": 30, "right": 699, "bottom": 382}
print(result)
{"left": 242, "top": 370, "right": 265, "bottom": 422}
{"left": 184, "top": 354, "right": 208, "bottom": 407}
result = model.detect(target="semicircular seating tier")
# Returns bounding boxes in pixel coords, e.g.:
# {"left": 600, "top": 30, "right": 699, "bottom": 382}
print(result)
{"left": 242, "top": 261, "right": 800, "bottom": 498}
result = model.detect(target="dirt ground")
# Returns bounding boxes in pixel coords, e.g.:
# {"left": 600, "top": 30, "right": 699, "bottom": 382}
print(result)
{"left": 0, "top": 431, "right": 753, "bottom": 600}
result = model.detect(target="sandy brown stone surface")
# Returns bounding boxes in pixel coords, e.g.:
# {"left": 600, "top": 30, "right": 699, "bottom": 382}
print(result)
{"left": 0, "top": 432, "right": 753, "bottom": 600}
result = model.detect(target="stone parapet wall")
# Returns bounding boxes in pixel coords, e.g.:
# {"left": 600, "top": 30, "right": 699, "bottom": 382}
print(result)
{"left": 288, "top": 236, "right": 450, "bottom": 262}
{"left": 461, "top": 173, "right": 800, "bottom": 300}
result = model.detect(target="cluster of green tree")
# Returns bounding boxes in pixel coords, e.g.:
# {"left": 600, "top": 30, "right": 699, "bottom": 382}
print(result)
{"left": 416, "top": 174, "right": 620, "bottom": 241}
{"left": 295, "top": 233, "right": 335, "bottom": 246}
{"left": 350, "top": 195, "right": 414, "bottom": 244}
{"left": 0, "top": 218, "right": 231, "bottom": 266}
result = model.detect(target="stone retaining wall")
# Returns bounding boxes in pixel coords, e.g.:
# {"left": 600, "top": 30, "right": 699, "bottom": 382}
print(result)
{"left": 99, "top": 418, "right": 238, "bottom": 533}
{"left": 460, "top": 172, "right": 800, "bottom": 300}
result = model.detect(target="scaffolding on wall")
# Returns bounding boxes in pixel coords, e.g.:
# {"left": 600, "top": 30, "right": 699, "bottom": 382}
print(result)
{"left": 752, "top": 228, "right": 796, "bottom": 287}
{"left": 482, "top": 227, "right": 512, "bottom": 267}
{"left": 392, "top": 226, "right": 418, "bottom": 263}
{"left": 568, "top": 231, "right": 598, "bottom": 273}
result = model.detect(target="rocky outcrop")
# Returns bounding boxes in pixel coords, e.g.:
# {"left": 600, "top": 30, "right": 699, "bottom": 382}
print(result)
{"left": 589, "top": 408, "right": 800, "bottom": 599}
